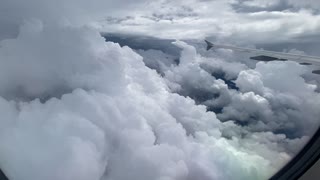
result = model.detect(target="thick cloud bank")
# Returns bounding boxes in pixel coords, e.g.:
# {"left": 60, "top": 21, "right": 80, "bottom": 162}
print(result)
{"left": 139, "top": 40, "right": 320, "bottom": 140}
{"left": 0, "top": 22, "right": 282, "bottom": 180}
{"left": 1, "top": 1, "right": 320, "bottom": 180}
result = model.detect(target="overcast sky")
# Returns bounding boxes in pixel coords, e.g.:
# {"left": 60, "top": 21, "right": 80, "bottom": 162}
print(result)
{"left": 1, "top": 0, "right": 320, "bottom": 45}
{"left": 96, "top": 0, "right": 320, "bottom": 45}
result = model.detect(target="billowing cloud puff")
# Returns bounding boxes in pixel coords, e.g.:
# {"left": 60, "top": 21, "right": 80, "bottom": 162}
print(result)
{"left": 0, "top": 17, "right": 288, "bottom": 180}
{"left": 137, "top": 39, "right": 319, "bottom": 168}
{"left": 231, "top": 61, "right": 320, "bottom": 137}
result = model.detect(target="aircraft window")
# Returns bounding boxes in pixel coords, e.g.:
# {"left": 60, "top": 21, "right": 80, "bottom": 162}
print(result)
{"left": 0, "top": 0, "right": 320, "bottom": 180}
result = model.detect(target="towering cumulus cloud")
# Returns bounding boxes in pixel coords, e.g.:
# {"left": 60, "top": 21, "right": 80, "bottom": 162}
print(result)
{"left": 0, "top": 1, "right": 319, "bottom": 180}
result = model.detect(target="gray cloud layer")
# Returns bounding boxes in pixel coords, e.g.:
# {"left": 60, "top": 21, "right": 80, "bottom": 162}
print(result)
{"left": 99, "top": 0, "right": 320, "bottom": 46}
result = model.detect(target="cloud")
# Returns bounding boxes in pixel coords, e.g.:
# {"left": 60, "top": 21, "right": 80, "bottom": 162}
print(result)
{"left": 231, "top": 0, "right": 294, "bottom": 13}
{"left": 233, "top": 61, "right": 320, "bottom": 136}
{"left": 137, "top": 39, "right": 319, "bottom": 158}
{"left": 159, "top": 40, "right": 320, "bottom": 138}
{"left": 98, "top": 0, "right": 320, "bottom": 46}
{"left": 133, "top": 38, "right": 320, "bottom": 139}
{"left": 1, "top": 1, "right": 320, "bottom": 180}
{"left": 233, "top": 0, "right": 320, "bottom": 11}
{"left": 0, "top": 0, "right": 148, "bottom": 41}
{"left": 0, "top": 25, "right": 286, "bottom": 179}
{"left": 287, "top": 0, "right": 320, "bottom": 11}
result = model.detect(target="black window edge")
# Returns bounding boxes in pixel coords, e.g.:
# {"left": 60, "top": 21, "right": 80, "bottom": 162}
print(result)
{"left": 0, "top": 167, "right": 8, "bottom": 180}
{"left": 270, "top": 127, "right": 320, "bottom": 180}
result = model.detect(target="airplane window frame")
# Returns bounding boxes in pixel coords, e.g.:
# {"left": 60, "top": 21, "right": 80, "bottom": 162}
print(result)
{"left": 270, "top": 127, "right": 320, "bottom": 180}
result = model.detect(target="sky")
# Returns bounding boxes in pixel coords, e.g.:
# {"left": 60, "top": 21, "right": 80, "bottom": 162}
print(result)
{"left": 0, "top": 0, "right": 320, "bottom": 180}
{"left": 98, "top": 0, "right": 320, "bottom": 46}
